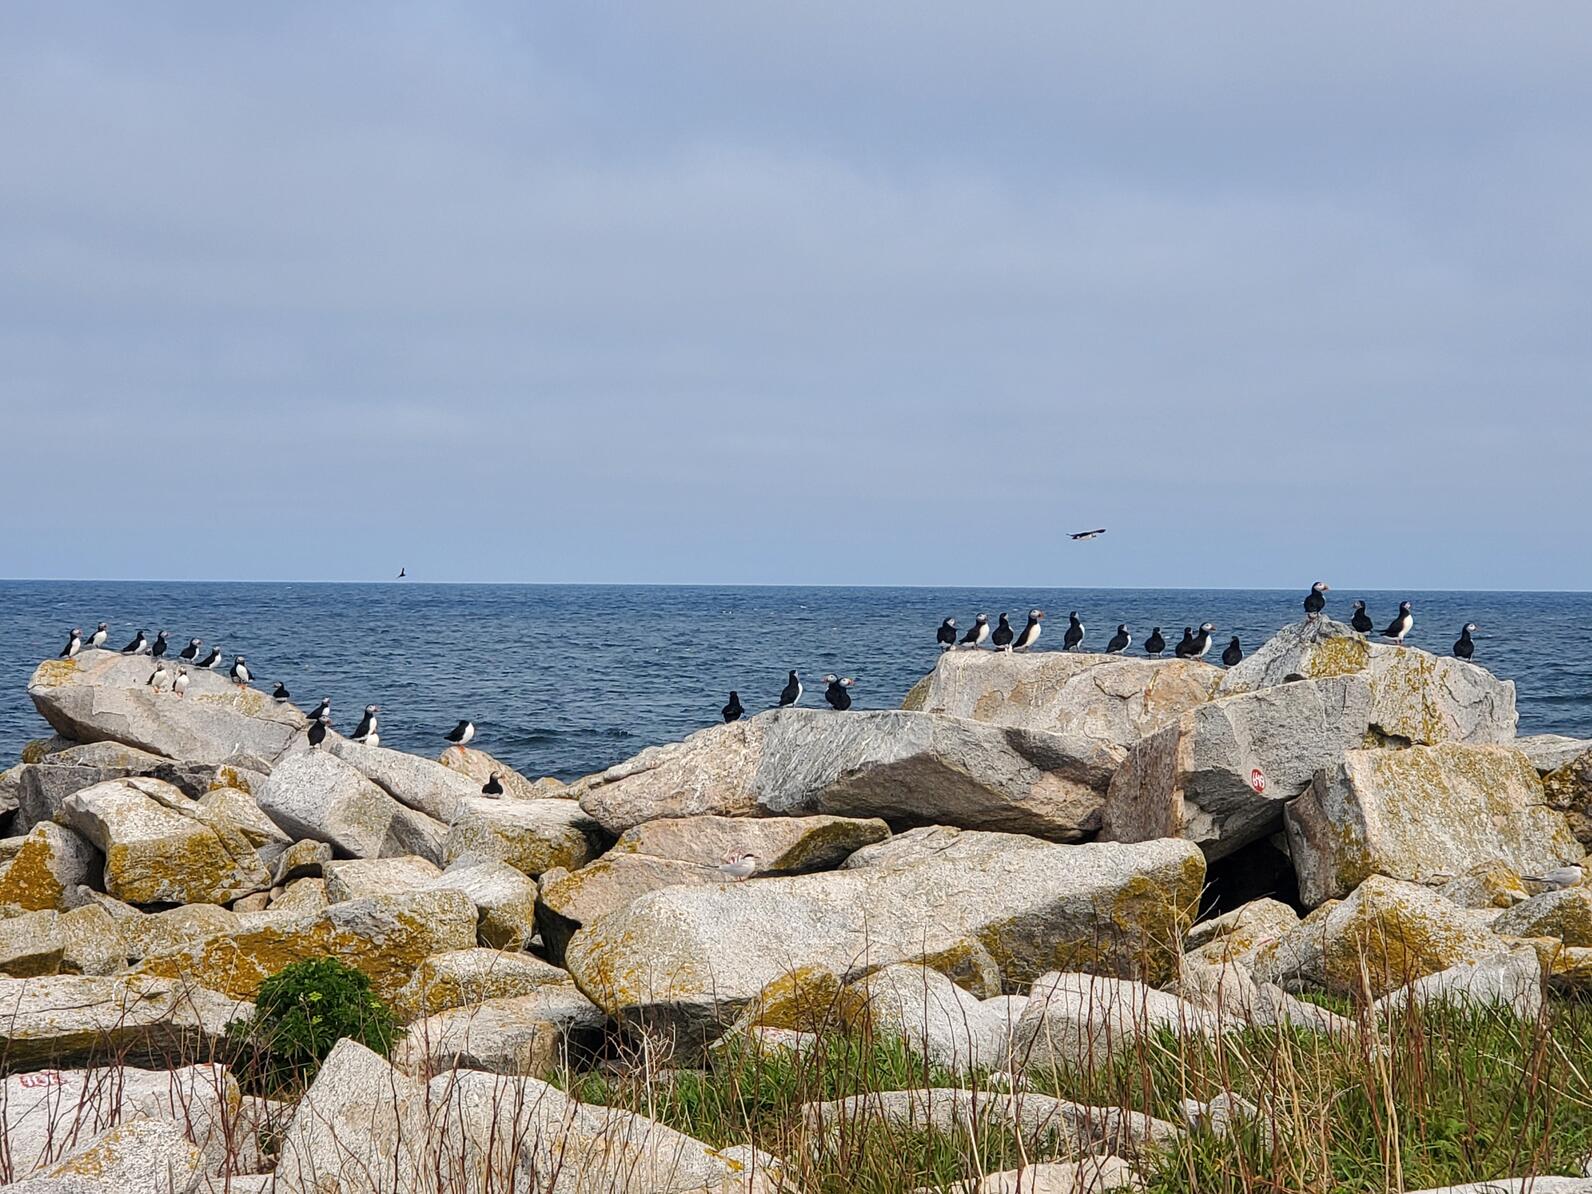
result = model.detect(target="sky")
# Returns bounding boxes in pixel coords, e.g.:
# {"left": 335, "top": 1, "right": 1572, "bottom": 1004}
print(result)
{"left": 2, "top": 3, "right": 1589, "bottom": 589}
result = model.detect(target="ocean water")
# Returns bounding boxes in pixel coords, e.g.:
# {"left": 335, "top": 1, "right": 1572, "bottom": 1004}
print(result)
{"left": 1, "top": 582, "right": 1588, "bottom": 782}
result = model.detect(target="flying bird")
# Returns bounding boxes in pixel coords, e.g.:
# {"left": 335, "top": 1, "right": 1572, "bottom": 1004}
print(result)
{"left": 397, "top": 566, "right": 406, "bottom": 579}
{"left": 1069, "top": 529, "right": 1107, "bottom": 540}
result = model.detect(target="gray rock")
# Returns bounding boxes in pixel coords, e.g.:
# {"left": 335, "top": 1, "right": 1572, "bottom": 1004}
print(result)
{"left": 1287, "top": 744, "right": 1583, "bottom": 906}
{"left": 1372, "top": 946, "right": 1544, "bottom": 1020}
{"left": 328, "top": 738, "right": 482, "bottom": 823}
{"left": 536, "top": 855, "right": 722, "bottom": 962}
{"left": 574, "top": 708, "right": 1122, "bottom": 843}
{"left": 1492, "top": 886, "right": 1592, "bottom": 944}
{"left": 56, "top": 904, "right": 128, "bottom": 975}
{"left": 0, "top": 908, "right": 66, "bottom": 976}
{"left": 1544, "top": 748, "right": 1592, "bottom": 850}
{"left": 27, "top": 649, "right": 307, "bottom": 768}
{"left": 1008, "top": 971, "right": 1221, "bottom": 1072}
{"left": 194, "top": 786, "right": 289, "bottom": 848}
{"left": 426, "top": 860, "right": 541, "bottom": 949}
{"left": 391, "top": 947, "right": 576, "bottom": 1021}
{"left": 0, "top": 976, "right": 249, "bottom": 1068}
{"left": 442, "top": 795, "right": 603, "bottom": 876}
{"left": 611, "top": 813, "right": 891, "bottom": 871}
{"left": 908, "top": 1156, "right": 1146, "bottom": 1194}
{"left": 5, "top": 1118, "right": 204, "bottom": 1193}
{"left": 0, "top": 823, "right": 99, "bottom": 916}
{"left": 564, "top": 835, "right": 1204, "bottom": 1045}
{"left": 13, "top": 742, "right": 260, "bottom": 836}
{"left": 257, "top": 749, "right": 447, "bottom": 864}
{"left": 270, "top": 838, "right": 332, "bottom": 885}
{"left": 1517, "top": 734, "right": 1592, "bottom": 775}
{"left": 1101, "top": 675, "right": 1373, "bottom": 860}
{"left": 393, "top": 988, "right": 606, "bottom": 1079}
{"left": 439, "top": 745, "right": 555, "bottom": 801}
{"left": 840, "top": 963, "right": 1023, "bottom": 1074}
{"left": 323, "top": 854, "right": 442, "bottom": 902}
{"left": 1185, "top": 898, "right": 1301, "bottom": 955}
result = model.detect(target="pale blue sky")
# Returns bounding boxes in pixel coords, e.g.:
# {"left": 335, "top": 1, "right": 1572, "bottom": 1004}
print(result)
{"left": 3, "top": 3, "right": 1589, "bottom": 588}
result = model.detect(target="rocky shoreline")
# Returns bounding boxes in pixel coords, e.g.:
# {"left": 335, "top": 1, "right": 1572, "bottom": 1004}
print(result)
{"left": 5, "top": 613, "right": 1592, "bottom": 1190}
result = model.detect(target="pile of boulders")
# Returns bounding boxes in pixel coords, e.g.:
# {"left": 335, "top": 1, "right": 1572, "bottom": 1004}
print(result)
{"left": 4, "top": 617, "right": 1592, "bottom": 1190}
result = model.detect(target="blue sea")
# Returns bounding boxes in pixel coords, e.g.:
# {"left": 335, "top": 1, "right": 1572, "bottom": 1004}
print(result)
{"left": 1, "top": 583, "right": 1588, "bottom": 782}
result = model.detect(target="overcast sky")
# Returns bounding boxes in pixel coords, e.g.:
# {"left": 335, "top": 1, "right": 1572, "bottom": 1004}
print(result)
{"left": 3, "top": 3, "right": 1589, "bottom": 588}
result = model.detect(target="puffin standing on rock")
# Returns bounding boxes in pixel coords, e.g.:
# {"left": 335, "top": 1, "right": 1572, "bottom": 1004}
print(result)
{"left": 481, "top": 772, "right": 505, "bottom": 797}
{"left": 307, "top": 697, "right": 330, "bottom": 721}
{"left": 1454, "top": 623, "right": 1478, "bottom": 660}
{"left": 445, "top": 719, "right": 476, "bottom": 747}
{"left": 1382, "top": 601, "right": 1414, "bottom": 644}
{"left": 121, "top": 630, "right": 149, "bottom": 655}
{"left": 150, "top": 631, "right": 170, "bottom": 660}
{"left": 722, "top": 691, "right": 744, "bottom": 723}
{"left": 991, "top": 614, "right": 1015, "bottom": 651}
{"left": 1173, "top": 627, "right": 1196, "bottom": 658}
{"left": 1144, "top": 628, "right": 1166, "bottom": 657}
{"left": 936, "top": 619, "right": 958, "bottom": 650}
{"left": 172, "top": 668, "right": 190, "bottom": 699}
{"left": 351, "top": 704, "right": 379, "bottom": 746}
{"left": 198, "top": 646, "right": 222, "bottom": 669}
{"left": 1063, "top": 612, "right": 1086, "bottom": 652}
{"left": 1106, "top": 625, "right": 1131, "bottom": 654}
{"left": 777, "top": 671, "right": 803, "bottom": 708}
{"left": 1013, "top": 610, "right": 1044, "bottom": 652}
{"left": 960, "top": 614, "right": 990, "bottom": 649}
{"left": 1350, "top": 601, "right": 1374, "bottom": 634}
{"left": 1188, "top": 623, "right": 1217, "bottom": 660}
{"left": 88, "top": 623, "right": 108, "bottom": 648}
{"left": 180, "top": 638, "right": 202, "bottom": 661}
{"left": 307, "top": 717, "right": 329, "bottom": 749}
{"left": 229, "top": 656, "right": 251, "bottom": 686}
{"left": 1304, "top": 581, "right": 1330, "bottom": 620}
{"left": 273, "top": 682, "right": 292, "bottom": 703}
{"left": 823, "top": 675, "right": 856, "bottom": 710}
{"left": 147, "top": 663, "right": 170, "bottom": 692}
{"left": 1222, "top": 636, "right": 1243, "bottom": 667}
{"left": 60, "top": 628, "right": 81, "bottom": 658}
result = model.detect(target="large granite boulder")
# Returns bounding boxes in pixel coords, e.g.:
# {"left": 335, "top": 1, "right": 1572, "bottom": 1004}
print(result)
{"left": 1100, "top": 675, "right": 1372, "bottom": 860}
{"left": 439, "top": 745, "right": 557, "bottom": 800}
{"left": 1286, "top": 744, "right": 1583, "bottom": 906}
{"left": 60, "top": 776, "right": 271, "bottom": 906}
{"left": 322, "top": 855, "right": 442, "bottom": 902}
{"left": 0, "top": 823, "right": 98, "bottom": 915}
{"left": 425, "top": 860, "right": 540, "bottom": 949}
{"left": 0, "top": 975, "right": 248, "bottom": 1068}
{"left": 392, "top": 988, "right": 606, "bottom": 1079}
{"left": 391, "top": 948, "right": 575, "bottom": 1020}
{"left": 574, "top": 708, "right": 1121, "bottom": 843}
{"left": 611, "top": 813, "right": 890, "bottom": 871}
{"left": 838, "top": 963, "right": 1023, "bottom": 1075}
{"left": 536, "top": 855, "right": 723, "bottom": 962}
{"left": 0, "top": 909, "right": 66, "bottom": 977}
{"left": 133, "top": 890, "right": 477, "bottom": 1003}
{"left": 564, "top": 834, "right": 1203, "bottom": 1045}
{"left": 328, "top": 738, "right": 482, "bottom": 823}
{"left": 8, "top": 1116, "right": 205, "bottom": 1191}
{"left": 27, "top": 649, "right": 306, "bottom": 767}
{"left": 1543, "top": 747, "right": 1592, "bottom": 849}
{"left": 1493, "top": 888, "right": 1592, "bottom": 945}
{"left": 257, "top": 749, "right": 447, "bottom": 864}
{"left": 442, "top": 795, "right": 603, "bottom": 876}
{"left": 902, "top": 650, "right": 1224, "bottom": 754}
{"left": 1009, "top": 971, "right": 1221, "bottom": 1071}
{"left": 1218, "top": 618, "right": 1517, "bottom": 744}
{"left": 1518, "top": 735, "right": 1592, "bottom": 774}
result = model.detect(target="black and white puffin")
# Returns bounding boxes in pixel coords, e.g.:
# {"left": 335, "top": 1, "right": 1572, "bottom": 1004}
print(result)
{"left": 1350, "top": 601, "right": 1374, "bottom": 634}
{"left": 960, "top": 614, "right": 990, "bottom": 649}
{"left": 1454, "top": 623, "right": 1478, "bottom": 660}
{"left": 1222, "top": 636, "right": 1243, "bottom": 667}
{"left": 1188, "top": 623, "right": 1216, "bottom": 659}
{"left": 1144, "top": 628, "right": 1166, "bottom": 657}
{"left": 722, "top": 691, "right": 744, "bottom": 723}
{"left": 936, "top": 618, "right": 958, "bottom": 650}
{"left": 1013, "top": 609, "right": 1044, "bottom": 651}
{"left": 88, "top": 622, "right": 108, "bottom": 648}
{"left": 60, "top": 628, "right": 81, "bottom": 658}
{"left": 351, "top": 704, "right": 379, "bottom": 745}
{"left": 121, "top": 629, "right": 149, "bottom": 655}
{"left": 1105, "top": 625, "right": 1130, "bottom": 654}
{"left": 172, "top": 668, "right": 190, "bottom": 699}
{"left": 147, "top": 663, "right": 170, "bottom": 692}
{"left": 823, "top": 675, "right": 856, "bottom": 710}
{"left": 1382, "top": 601, "right": 1414, "bottom": 643}
{"left": 481, "top": 772, "right": 504, "bottom": 796}
{"left": 180, "top": 637, "right": 202, "bottom": 661}
{"left": 1173, "top": 627, "right": 1196, "bottom": 657}
{"left": 198, "top": 646, "right": 222, "bottom": 669}
{"left": 229, "top": 656, "right": 251, "bottom": 685}
{"left": 307, "top": 697, "right": 330, "bottom": 722}
{"left": 445, "top": 719, "right": 476, "bottom": 746}
{"left": 307, "top": 718, "right": 329, "bottom": 749}
{"left": 1063, "top": 611, "right": 1085, "bottom": 652}
{"left": 777, "top": 671, "right": 803, "bottom": 707}
{"left": 150, "top": 631, "right": 170, "bottom": 660}
{"left": 1303, "top": 581, "right": 1330, "bottom": 620}
{"left": 991, "top": 614, "right": 1015, "bottom": 651}
{"left": 273, "top": 682, "right": 292, "bottom": 703}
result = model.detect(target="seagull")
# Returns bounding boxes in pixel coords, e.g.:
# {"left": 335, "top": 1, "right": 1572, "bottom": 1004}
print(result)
{"left": 60, "top": 628, "right": 82, "bottom": 659}
{"left": 1105, "top": 625, "right": 1131, "bottom": 654}
{"left": 1222, "top": 636, "right": 1243, "bottom": 667}
{"left": 777, "top": 671, "right": 803, "bottom": 708}
{"left": 229, "top": 656, "right": 252, "bottom": 686}
{"left": 716, "top": 852, "right": 762, "bottom": 882}
{"left": 936, "top": 618, "right": 958, "bottom": 650}
{"left": 147, "top": 663, "right": 170, "bottom": 693}
{"left": 722, "top": 691, "right": 744, "bottom": 723}
{"left": 1454, "top": 623, "right": 1478, "bottom": 660}
{"left": 1069, "top": 529, "right": 1106, "bottom": 541}
{"left": 1144, "top": 628, "right": 1166, "bottom": 657}
{"left": 1350, "top": 601, "right": 1374, "bottom": 634}
{"left": 481, "top": 772, "right": 504, "bottom": 797}
{"left": 823, "top": 675, "right": 856, "bottom": 710}
{"left": 120, "top": 629, "right": 149, "bottom": 655}
{"left": 351, "top": 704, "right": 379, "bottom": 745}
{"left": 1303, "top": 581, "right": 1330, "bottom": 620}
{"left": 88, "top": 622, "right": 108, "bottom": 648}
{"left": 959, "top": 614, "right": 990, "bottom": 649}
{"left": 1523, "top": 866, "right": 1583, "bottom": 891}
{"left": 172, "top": 667, "right": 190, "bottom": 699}
{"left": 1382, "top": 601, "right": 1414, "bottom": 644}
{"left": 445, "top": 719, "right": 476, "bottom": 747}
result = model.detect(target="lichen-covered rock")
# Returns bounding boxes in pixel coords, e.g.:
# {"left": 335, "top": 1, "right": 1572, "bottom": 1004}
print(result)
{"left": 1218, "top": 618, "right": 1517, "bottom": 745}
{"left": 271, "top": 876, "right": 329, "bottom": 914}
{"left": 328, "top": 738, "right": 483, "bottom": 823}
{"left": 1372, "top": 946, "right": 1544, "bottom": 1020}
{"left": 442, "top": 795, "right": 603, "bottom": 876}
{"left": 322, "top": 854, "right": 442, "bottom": 903}
{"left": 270, "top": 838, "right": 332, "bottom": 885}
{"left": 574, "top": 708, "right": 1121, "bottom": 843}
{"left": 1185, "top": 898, "right": 1302, "bottom": 957}
{"left": 426, "top": 860, "right": 540, "bottom": 948}
{"left": 55, "top": 904, "right": 127, "bottom": 975}
{"left": 1437, "top": 861, "right": 1532, "bottom": 910}
{"left": 60, "top": 777, "right": 271, "bottom": 906}
{"left": 0, "top": 975, "right": 248, "bottom": 1068}
{"left": 1009, "top": 971, "right": 1221, "bottom": 1071}
{"left": 1543, "top": 747, "right": 1592, "bottom": 849}
{"left": 1286, "top": 744, "right": 1583, "bottom": 907}
{"left": 611, "top": 813, "right": 891, "bottom": 871}
{"left": 194, "top": 786, "right": 290, "bottom": 849}
{"left": 0, "top": 908, "right": 66, "bottom": 976}
{"left": 84, "top": 895, "right": 238, "bottom": 961}
{"left": 903, "top": 650, "right": 1224, "bottom": 752}
{"left": 10, "top": 1116, "right": 205, "bottom": 1192}
{"left": 537, "top": 855, "right": 721, "bottom": 962}
{"left": 391, "top": 947, "right": 575, "bottom": 1020}
{"left": 839, "top": 963, "right": 1022, "bottom": 1074}
{"left": 27, "top": 649, "right": 306, "bottom": 767}
{"left": 439, "top": 745, "right": 555, "bottom": 801}
{"left": 133, "top": 890, "right": 476, "bottom": 1003}
{"left": 393, "top": 988, "right": 606, "bottom": 1080}
{"left": 1251, "top": 875, "right": 1506, "bottom": 998}
{"left": 0, "top": 823, "right": 98, "bottom": 915}
{"left": 1101, "top": 675, "right": 1372, "bottom": 861}
{"left": 565, "top": 835, "right": 1203, "bottom": 1045}
{"left": 257, "top": 749, "right": 446, "bottom": 864}
{"left": 1493, "top": 888, "right": 1592, "bottom": 945}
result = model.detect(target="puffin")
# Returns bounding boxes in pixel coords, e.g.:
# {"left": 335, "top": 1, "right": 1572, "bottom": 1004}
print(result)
{"left": 351, "top": 704, "right": 379, "bottom": 745}
{"left": 1303, "top": 581, "right": 1330, "bottom": 620}
{"left": 198, "top": 646, "right": 222, "bottom": 669}
{"left": 1350, "top": 601, "right": 1374, "bottom": 634}
{"left": 445, "top": 719, "right": 477, "bottom": 747}
{"left": 1144, "top": 628, "right": 1166, "bottom": 657}
{"left": 722, "top": 691, "right": 744, "bottom": 723}
{"left": 147, "top": 663, "right": 170, "bottom": 692}
{"left": 1013, "top": 610, "right": 1044, "bottom": 651}
{"left": 229, "top": 656, "right": 252, "bottom": 686}
{"left": 777, "top": 671, "right": 803, "bottom": 708}
{"left": 1105, "top": 625, "right": 1131, "bottom": 654}
{"left": 180, "top": 638, "right": 202, "bottom": 661}
{"left": 172, "top": 667, "right": 190, "bottom": 699}
{"left": 1173, "top": 627, "right": 1196, "bottom": 658}
{"left": 481, "top": 772, "right": 505, "bottom": 797}
{"left": 307, "top": 697, "right": 330, "bottom": 722}
{"left": 1454, "top": 623, "right": 1478, "bottom": 660}
{"left": 936, "top": 618, "right": 958, "bottom": 650}
{"left": 823, "top": 675, "right": 856, "bottom": 710}
{"left": 307, "top": 717, "right": 329, "bottom": 749}
{"left": 1188, "top": 623, "right": 1217, "bottom": 660}
{"left": 1222, "top": 636, "right": 1243, "bottom": 667}
{"left": 959, "top": 614, "right": 990, "bottom": 649}
{"left": 1063, "top": 612, "right": 1085, "bottom": 652}
{"left": 273, "top": 682, "right": 292, "bottom": 703}
{"left": 88, "top": 623, "right": 108, "bottom": 648}
{"left": 991, "top": 614, "right": 1015, "bottom": 651}
{"left": 60, "top": 628, "right": 81, "bottom": 658}
{"left": 120, "top": 629, "right": 149, "bottom": 655}
{"left": 1382, "top": 601, "right": 1414, "bottom": 643}
{"left": 150, "top": 631, "right": 170, "bottom": 660}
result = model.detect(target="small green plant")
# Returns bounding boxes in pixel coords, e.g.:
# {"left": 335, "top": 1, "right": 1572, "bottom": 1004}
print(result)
{"left": 232, "top": 956, "right": 398, "bottom": 1089}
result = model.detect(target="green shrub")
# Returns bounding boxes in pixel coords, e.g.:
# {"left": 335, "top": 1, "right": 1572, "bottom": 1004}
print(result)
{"left": 232, "top": 956, "right": 398, "bottom": 1088}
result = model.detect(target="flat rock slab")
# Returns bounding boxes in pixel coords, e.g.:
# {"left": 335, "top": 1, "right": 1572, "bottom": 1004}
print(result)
{"left": 537, "top": 854, "right": 722, "bottom": 962}
{"left": 1286, "top": 743, "right": 1583, "bottom": 906}
{"left": 904, "top": 650, "right": 1224, "bottom": 753}
{"left": 564, "top": 835, "right": 1203, "bottom": 1044}
{"left": 1518, "top": 734, "right": 1592, "bottom": 774}
{"left": 258, "top": 749, "right": 447, "bottom": 864}
{"left": 574, "top": 708, "right": 1121, "bottom": 843}
{"left": 392, "top": 947, "right": 576, "bottom": 1020}
{"left": 28, "top": 649, "right": 306, "bottom": 768}
{"left": 611, "top": 813, "right": 890, "bottom": 870}
{"left": 329, "top": 738, "right": 482, "bottom": 823}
